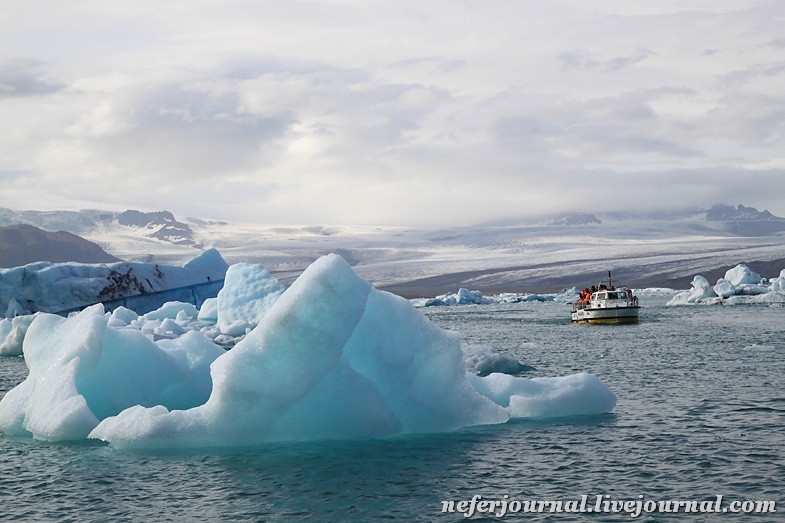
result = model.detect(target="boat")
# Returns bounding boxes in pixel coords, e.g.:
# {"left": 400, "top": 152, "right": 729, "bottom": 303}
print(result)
{"left": 571, "top": 271, "right": 639, "bottom": 324}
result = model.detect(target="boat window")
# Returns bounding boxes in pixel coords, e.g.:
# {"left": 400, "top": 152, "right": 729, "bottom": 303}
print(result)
{"left": 608, "top": 291, "right": 618, "bottom": 299}
{"left": 598, "top": 292, "right": 607, "bottom": 300}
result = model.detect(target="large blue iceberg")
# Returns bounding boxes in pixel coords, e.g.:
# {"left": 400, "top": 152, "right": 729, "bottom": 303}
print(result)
{"left": 0, "top": 254, "right": 617, "bottom": 448}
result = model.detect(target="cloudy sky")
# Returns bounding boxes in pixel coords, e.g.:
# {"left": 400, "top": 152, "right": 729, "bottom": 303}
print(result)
{"left": 1, "top": 1, "right": 784, "bottom": 226}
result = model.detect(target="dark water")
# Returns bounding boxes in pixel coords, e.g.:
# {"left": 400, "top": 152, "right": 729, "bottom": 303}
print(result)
{"left": 1, "top": 295, "right": 783, "bottom": 521}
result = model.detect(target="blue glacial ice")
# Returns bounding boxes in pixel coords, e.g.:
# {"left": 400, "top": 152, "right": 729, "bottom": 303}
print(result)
{"left": 0, "top": 254, "right": 617, "bottom": 447}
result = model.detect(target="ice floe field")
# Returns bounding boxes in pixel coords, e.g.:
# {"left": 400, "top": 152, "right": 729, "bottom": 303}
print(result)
{"left": 0, "top": 251, "right": 784, "bottom": 520}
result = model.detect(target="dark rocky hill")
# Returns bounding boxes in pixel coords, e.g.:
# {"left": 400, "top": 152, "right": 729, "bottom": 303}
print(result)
{"left": 0, "top": 224, "right": 120, "bottom": 268}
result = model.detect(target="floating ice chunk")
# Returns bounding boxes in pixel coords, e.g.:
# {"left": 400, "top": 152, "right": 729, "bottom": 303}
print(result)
{"left": 0, "top": 314, "right": 37, "bottom": 356}
{"left": 0, "top": 305, "right": 223, "bottom": 441}
{"left": 217, "top": 319, "right": 251, "bottom": 337}
{"left": 462, "top": 344, "right": 533, "bottom": 376}
{"left": 0, "top": 251, "right": 228, "bottom": 316}
{"left": 770, "top": 270, "right": 785, "bottom": 292}
{"left": 197, "top": 297, "right": 218, "bottom": 321}
{"left": 411, "top": 288, "right": 493, "bottom": 307}
{"left": 107, "top": 306, "right": 138, "bottom": 327}
{"left": 713, "top": 279, "right": 736, "bottom": 299}
{"left": 0, "top": 306, "right": 105, "bottom": 440}
{"left": 155, "top": 318, "right": 185, "bottom": 336}
{"left": 724, "top": 264, "right": 762, "bottom": 286}
{"left": 467, "top": 372, "right": 617, "bottom": 419}
{"left": 668, "top": 264, "right": 785, "bottom": 305}
{"left": 90, "top": 255, "right": 509, "bottom": 448}
{"left": 142, "top": 301, "right": 198, "bottom": 321}
{"left": 183, "top": 248, "right": 229, "bottom": 273}
{"left": 216, "top": 263, "right": 284, "bottom": 335}
{"left": 667, "top": 275, "right": 716, "bottom": 305}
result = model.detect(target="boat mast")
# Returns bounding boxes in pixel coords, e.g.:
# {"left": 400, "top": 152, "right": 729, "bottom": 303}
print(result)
{"left": 608, "top": 270, "right": 612, "bottom": 288}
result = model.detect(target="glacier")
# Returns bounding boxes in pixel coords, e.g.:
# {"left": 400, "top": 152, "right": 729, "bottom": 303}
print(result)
{"left": 0, "top": 254, "right": 617, "bottom": 447}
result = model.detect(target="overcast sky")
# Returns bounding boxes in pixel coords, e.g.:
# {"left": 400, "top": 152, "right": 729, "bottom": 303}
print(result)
{"left": 1, "top": 1, "right": 784, "bottom": 226}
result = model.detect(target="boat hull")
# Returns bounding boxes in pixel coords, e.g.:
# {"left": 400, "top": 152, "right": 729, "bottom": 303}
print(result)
{"left": 571, "top": 306, "right": 640, "bottom": 324}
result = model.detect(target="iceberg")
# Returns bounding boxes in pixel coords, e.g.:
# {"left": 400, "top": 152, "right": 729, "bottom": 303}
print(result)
{"left": 667, "top": 263, "right": 785, "bottom": 305}
{"left": 411, "top": 287, "right": 573, "bottom": 307}
{"left": 0, "top": 254, "right": 617, "bottom": 447}
{"left": 463, "top": 344, "right": 534, "bottom": 377}
{"left": 0, "top": 304, "right": 224, "bottom": 441}
{"left": 214, "top": 262, "right": 284, "bottom": 336}
{"left": 0, "top": 314, "right": 37, "bottom": 356}
{"left": 0, "top": 248, "right": 228, "bottom": 316}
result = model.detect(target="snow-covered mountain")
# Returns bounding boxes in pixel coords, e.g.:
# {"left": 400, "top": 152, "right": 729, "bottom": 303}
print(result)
{"left": 705, "top": 203, "right": 780, "bottom": 221}
{"left": 0, "top": 208, "right": 197, "bottom": 250}
{"left": 116, "top": 210, "right": 196, "bottom": 246}
{"left": 1, "top": 204, "right": 784, "bottom": 296}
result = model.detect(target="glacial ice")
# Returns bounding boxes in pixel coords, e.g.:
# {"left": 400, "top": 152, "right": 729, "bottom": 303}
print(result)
{"left": 667, "top": 264, "right": 785, "bottom": 305}
{"left": 215, "top": 262, "right": 284, "bottom": 336}
{"left": 411, "top": 287, "right": 576, "bottom": 307}
{"left": 0, "top": 254, "right": 618, "bottom": 447}
{"left": 0, "top": 314, "right": 36, "bottom": 356}
{"left": 0, "top": 248, "right": 228, "bottom": 316}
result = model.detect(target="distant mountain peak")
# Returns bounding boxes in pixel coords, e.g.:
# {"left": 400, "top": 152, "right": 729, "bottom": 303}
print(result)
{"left": 548, "top": 212, "right": 602, "bottom": 226}
{"left": 705, "top": 203, "right": 781, "bottom": 221}
{"left": 117, "top": 210, "right": 196, "bottom": 246}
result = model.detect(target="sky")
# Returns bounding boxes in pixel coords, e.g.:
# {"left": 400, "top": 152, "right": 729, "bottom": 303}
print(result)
{"left": 1, "top": 0, "right": 784, "bottom": 226}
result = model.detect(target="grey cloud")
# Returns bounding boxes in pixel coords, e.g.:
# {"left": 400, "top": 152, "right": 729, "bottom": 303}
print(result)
{"left": 388, "top": 56, "right": 466, "bottom": 75}
{"left": 557, "top": 50, "right": 601, "bottom": 71}
{"left": 707, "top": 91, "right": 785, "bottom": 145}
{"left": 493, "top": 117, "right": 560, "bottom": 142}
{"left": 768, "top": 38, "right": 785, "bottom": 49}
{"left": 557, "top": 49, "right": 654, "bottom": 72}
{"left": 489, "top": 87, "right": 701, "bottom": 159}
{"left": 434, "top": 60, "right": 466, "bottom": 74}
{"left": 0, "top": 170, "right": 31, "bottom": 180}
{"left": 219, "top": 54, "right": 371, "bottom": 85}
{"left": 0, "top": 59, "right": 64, "bottom": 98}
{"left": 604, "top": 48, "right": 655, "bottom": 72}
{"left": 86, "top": 85, "right": 297, "bottom": 180}
{"left": 719, "top": 61, "right": 785, "bottom": 88}
{"left": 607, "top": 167, "right": 785, "bottom": 211}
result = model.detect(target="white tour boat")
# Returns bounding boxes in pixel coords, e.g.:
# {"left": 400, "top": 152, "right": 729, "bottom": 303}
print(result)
{"left": 571, "top": 272, "right": 640, "bottom": 324}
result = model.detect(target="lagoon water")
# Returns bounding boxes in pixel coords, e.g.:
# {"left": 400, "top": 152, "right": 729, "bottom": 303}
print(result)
{"left": 1, "top": 294, "right": 783, "bottom": 521}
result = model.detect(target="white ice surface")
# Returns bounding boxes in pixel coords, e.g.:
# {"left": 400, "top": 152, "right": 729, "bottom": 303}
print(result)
{"left": 667, "top": 263, "right": 785, "bottom": 305}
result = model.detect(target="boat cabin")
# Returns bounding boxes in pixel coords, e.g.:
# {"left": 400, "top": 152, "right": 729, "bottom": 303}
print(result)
{"left": 591, "top": 289, "right": 632, "bottom": 302}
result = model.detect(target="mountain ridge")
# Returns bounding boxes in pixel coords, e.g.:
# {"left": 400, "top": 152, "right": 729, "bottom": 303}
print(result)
{"left": 0, "top": 208, "right": 197, "bottom": 247}
{"left": 0, "top": 224, "right": 121, "bottom": 268}
{"left": 1, "top": 204, "right": 784, "bottom": 295}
